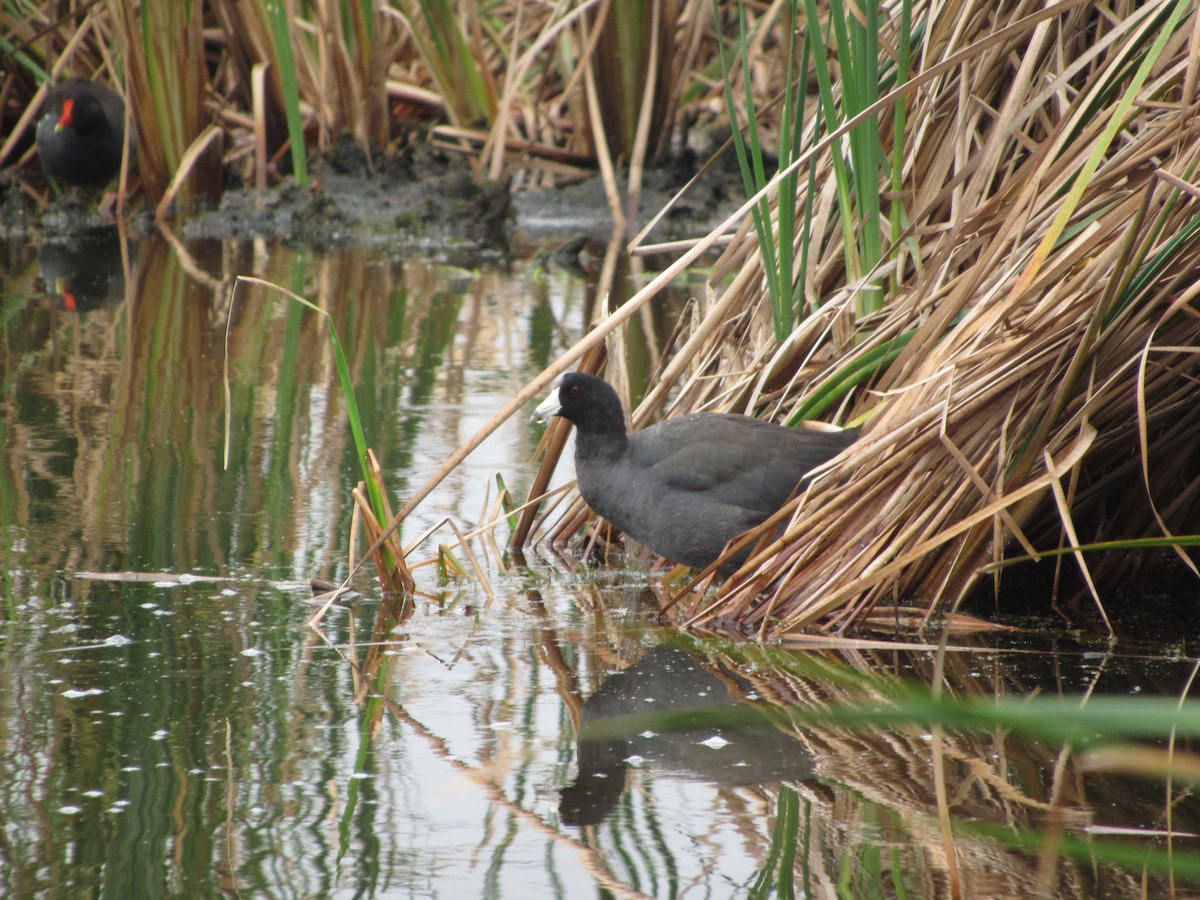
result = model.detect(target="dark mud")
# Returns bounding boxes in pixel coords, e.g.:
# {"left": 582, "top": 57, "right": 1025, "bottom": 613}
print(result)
{"left": 2, "top": 134, "right": 743, "bottom": 259}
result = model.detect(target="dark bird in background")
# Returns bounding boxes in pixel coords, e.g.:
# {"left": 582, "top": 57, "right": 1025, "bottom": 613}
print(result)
{"left": 36, "top": 80, "right": 130, "bottom": 189}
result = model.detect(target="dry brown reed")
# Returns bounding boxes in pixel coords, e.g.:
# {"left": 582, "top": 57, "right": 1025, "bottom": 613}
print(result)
{"left": 3, "top": 0, "right": 716, "bottom": 210}
{"left": 530, "top": 0, "right": 1200, "bottom": 635}
{"left": 703, "top": 0, "right": 1200, "bottom": 636}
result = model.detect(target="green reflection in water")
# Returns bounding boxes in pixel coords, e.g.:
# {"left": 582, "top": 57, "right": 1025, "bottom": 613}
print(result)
{"left": 6, "top": 233, "right": 1200, "bottom": 898}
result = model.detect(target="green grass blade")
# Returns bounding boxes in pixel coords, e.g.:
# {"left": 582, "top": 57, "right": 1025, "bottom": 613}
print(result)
{"left": 269, "top": 0, "right": 309, "bottom": 187}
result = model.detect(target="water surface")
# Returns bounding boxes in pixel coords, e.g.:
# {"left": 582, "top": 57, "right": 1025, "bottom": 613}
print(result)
{"left": 2, "top": 232, "right": 1198, "bottom": 897}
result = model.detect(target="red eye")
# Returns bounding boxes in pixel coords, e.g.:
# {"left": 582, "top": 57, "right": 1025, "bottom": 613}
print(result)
{"left": 569, "top": 385, "right": 580, "bottom": 397}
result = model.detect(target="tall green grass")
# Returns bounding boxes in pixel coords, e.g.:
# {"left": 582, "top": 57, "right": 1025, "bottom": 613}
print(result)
{"left": 809, "top": 0, "right": 886, "bottom": 315}
{"left": 718, "top": 0, "right": 906, "bottom": 338}
{"left": 397, "top": 0, "right": 494, "bottom": 127}
{"left": 268, "top": 0, "right": 310, "bottom": 187}
{"left": 717, "top": 1, "right": 809, "bottom": 341}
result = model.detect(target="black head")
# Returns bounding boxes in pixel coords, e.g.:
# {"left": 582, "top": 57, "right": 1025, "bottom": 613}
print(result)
{"left": 532, "top": 372, "right": 628, "bottom": 436}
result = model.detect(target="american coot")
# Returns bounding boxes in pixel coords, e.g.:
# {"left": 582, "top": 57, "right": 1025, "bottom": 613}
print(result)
{"left": 533, "top": 372, "right": 858, "bottom": 572}
{"left": 36, "top": 80, "right": 128, "bottom": 188}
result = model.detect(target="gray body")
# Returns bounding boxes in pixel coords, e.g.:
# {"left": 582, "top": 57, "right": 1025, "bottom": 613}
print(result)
{"left": 534, "top": 373, "right": 857, "bottom": 572}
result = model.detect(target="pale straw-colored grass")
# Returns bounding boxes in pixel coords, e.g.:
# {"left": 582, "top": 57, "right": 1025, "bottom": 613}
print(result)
{"left": 532, "top": 0, "right": 1200, "bottom": 636}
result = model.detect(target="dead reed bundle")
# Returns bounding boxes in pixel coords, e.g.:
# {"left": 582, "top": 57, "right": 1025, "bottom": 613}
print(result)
{"left": 532, "top": 0, "right": 1200, "bottom": 635}
{"left": 672, "top": 0, "right": 1200, "bottom": 634}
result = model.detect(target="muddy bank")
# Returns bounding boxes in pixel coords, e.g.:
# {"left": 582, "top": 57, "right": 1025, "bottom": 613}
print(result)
{"left": 2, "top": 137, "right": 742, "bottom": 258}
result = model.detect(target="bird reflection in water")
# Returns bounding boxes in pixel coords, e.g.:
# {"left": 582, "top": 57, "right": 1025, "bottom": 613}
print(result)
{"left": 37, "top": 227, "right": 132, "bottom": 312}
{"left": 560, "top": 645, "right": 814, "bottom": 826}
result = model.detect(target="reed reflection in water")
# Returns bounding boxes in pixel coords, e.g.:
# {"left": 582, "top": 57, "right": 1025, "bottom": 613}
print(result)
{"left": 1, "top": 233, "right": 1197, "bottom": 897}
